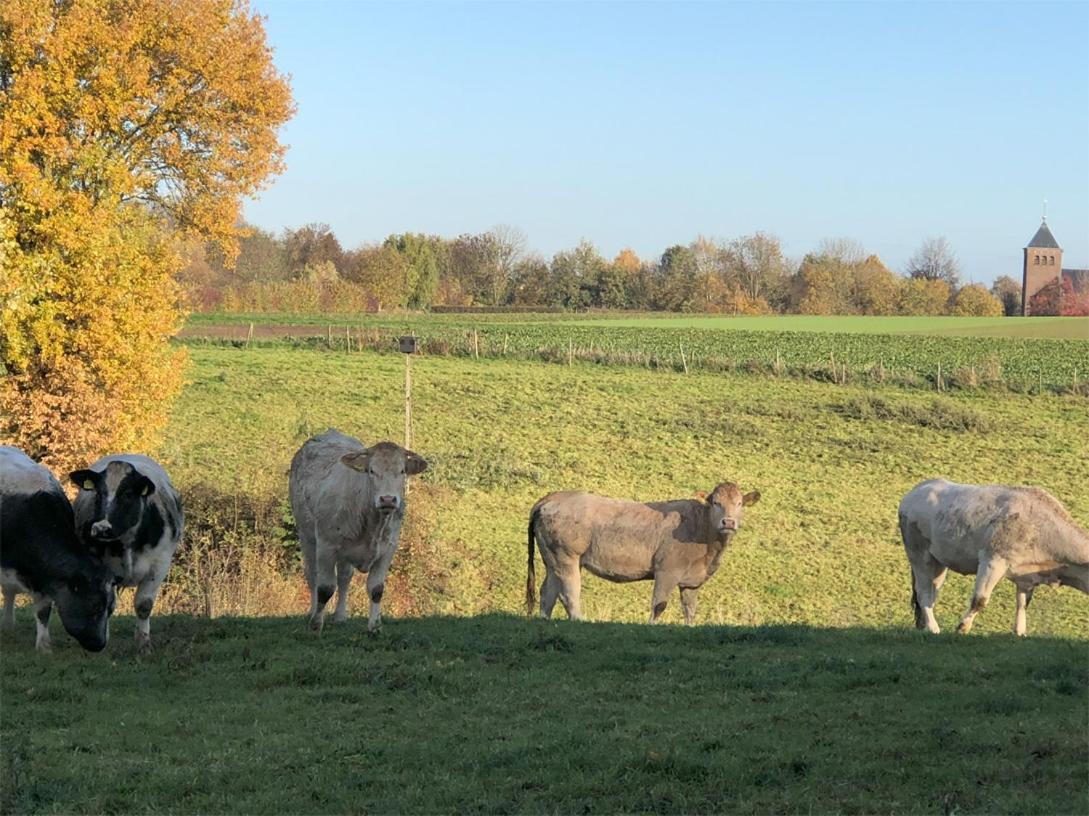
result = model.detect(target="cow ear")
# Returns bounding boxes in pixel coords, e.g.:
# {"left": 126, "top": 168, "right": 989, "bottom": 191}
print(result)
{"left": 340, "top": 452, "right": 369, "bottom": 472}
{"left": 137, "top": 476, "right": 156, "bottom": 497}
{"left": 70, "top": 470, "right": 99, "bottom": 491}
{"left": 742, "top": 490, "right": 761, "bottom": 506}
{"left": 693, "top": 490, "right": 709, "bottom": 503}
{"left": 405, "top": 451, "right": 429, "bottom": 476}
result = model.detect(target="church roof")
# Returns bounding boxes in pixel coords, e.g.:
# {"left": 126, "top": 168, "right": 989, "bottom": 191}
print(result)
{"left": 1027, "top": 220, "right": 1061, "bottom": 249}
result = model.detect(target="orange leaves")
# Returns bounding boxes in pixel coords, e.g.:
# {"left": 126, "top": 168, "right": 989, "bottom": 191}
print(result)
{"left": 0, "top": 0, "right": 292, "bottom": 470}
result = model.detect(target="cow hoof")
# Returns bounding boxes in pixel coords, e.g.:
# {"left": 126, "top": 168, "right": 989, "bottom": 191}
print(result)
{"left": 35, "top": 641, "right": 52, "bottom": 654}
{"left": 955, "top": 622, "right": 971, "bottom": 635}
{"left": 332, "top": 612, "right": 349, "bottom": 624}
{"left": 136, "top": 638, "right": 152, "bottom": 655}
{"left": 309, "top": 615, "right": 324, "bottom": 633}
{"left": 366, "top": 623, "right": 382, "bottom": 635}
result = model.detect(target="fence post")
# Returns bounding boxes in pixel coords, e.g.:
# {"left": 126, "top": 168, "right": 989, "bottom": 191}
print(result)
{"left": 680, "top": 344, "right": 689, "bottom": 374}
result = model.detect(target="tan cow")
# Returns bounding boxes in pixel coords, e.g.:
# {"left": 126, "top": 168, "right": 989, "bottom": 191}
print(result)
{"left": 289, "top": 429, "right": 428, "bottom": 633}
{"left": 526, "top": 483, "right": 760, "bottom": 624}
{"left": 899, "top": 479, "right": 1089, "bottom": 636}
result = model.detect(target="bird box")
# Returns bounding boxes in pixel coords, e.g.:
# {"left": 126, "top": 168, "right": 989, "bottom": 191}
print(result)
{"left": 398, "top": 336, "right": 418, "bottom": 354}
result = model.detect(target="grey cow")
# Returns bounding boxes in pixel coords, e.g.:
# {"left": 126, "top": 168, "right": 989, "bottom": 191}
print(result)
{"left": 527, "top": 482, "right": 760, "bottom": 624}
{"left": 288, "top": 429, "right": 428, "bottom": 633}
{"left": 899, "top": 478, "right": 1089, "bottom": 636}
{"left": 70, "top": 455, "right": 184, "bottom": 653}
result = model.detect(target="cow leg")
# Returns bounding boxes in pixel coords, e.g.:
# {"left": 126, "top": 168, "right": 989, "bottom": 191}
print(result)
{"left": 33, "top": 595, "right": 53, "bottom": 653}
{"left": 555, "top": 563, "right": 583, "bottom": 621}
{"left": 956, "top": 554, "right": 1008, "bottom": 635}
{"left": 309, "top": 540, "right": 337, "bottom": 632}
{"left": 333, "top": 560, "right": 354, "bottom": 623}
{"left": 300, "top": 530, "right": 318, "bottom": 619}
{"left": 650, "top": 576, "right": 677, "bottom": 624}
{"left": 365, "top": 551, "right": 395, "bottom": 634}
{"left": 134, "top": 574, "right": 165, "bottom": 654}
{"left": 1013, "top": 585, "right": 1034, "bottom": 637}
{"left": 539, "top": 573, "right": 561, "bottom": 620}
{"left": 680, "top": 587, "right": 699, "bottom": 626}
{"left": 1, "top": 586, "right": 15, "bottom": 633}
{"left": 911, "top": 562, "right": 947, "bottom": 634}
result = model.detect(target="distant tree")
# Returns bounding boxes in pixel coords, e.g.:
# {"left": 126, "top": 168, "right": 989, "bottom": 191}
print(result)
{"left": 818, "top": 237, "right": 866, "bottom": 266}
{"left": 724, "top": 232, "right": 791, "bottom": 309}
{"left": 898, "top": 277, "right": 951, "bottom": 315}
{"left": 487, "top": 224, "right": 528, "bottom": 306}
{"left": 235, "top": 225, "right": 291, "bottom": 283}
{"left": 509, "top": 255, "right": 551, "bottom": 306}
{"left": 952, "top": 284, "right": 1003, "bottom": 317}
{"left": 447, "top": 233, "right": 499, "bottom": 305}
{"left": 906, "top": 237, "right": 960, "bottom": 289}
{"left": 351, "top": 245, "right": 409, "bottom": 310}
{"left": 990, "top": 275, "right": 1023, "bottom": 316}
{"left": 1028, "top": 277, "right": 1089, "bottom": 317}
{"left": 852, "top": 255, "right": 901, "bottom": 315}
{"left": 548, "top": 241, "right": 607, "bottom": 308}
{"left": 284, "top": 224, "right": 344, "bottom": 278}
{"left": 654, "top": 245, "right": 700, "bottom": 311}
{"left": 384, "top": 233, "right": 440, "bottom": 309}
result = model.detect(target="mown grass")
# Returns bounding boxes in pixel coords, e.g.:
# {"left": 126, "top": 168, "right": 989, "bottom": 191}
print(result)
{"left": 2, "top": 613, "right": 1086, "bottom": 815}
{"left": 153, "top": 345, "right": 1089, "bottom": 636}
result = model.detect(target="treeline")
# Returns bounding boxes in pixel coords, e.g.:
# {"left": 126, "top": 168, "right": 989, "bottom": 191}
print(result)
{"left": 180, "top": 225, "right": 1035, "bottom": 316}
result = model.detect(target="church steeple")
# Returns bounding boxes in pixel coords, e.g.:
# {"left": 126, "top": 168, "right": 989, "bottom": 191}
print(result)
{"left": 1022, "top": 216, "right": 1063, "bottom": 315}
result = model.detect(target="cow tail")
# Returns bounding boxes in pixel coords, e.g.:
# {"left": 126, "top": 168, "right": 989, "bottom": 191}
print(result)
{"left": 526, "top": 506, "right": 541, "bottom": 617}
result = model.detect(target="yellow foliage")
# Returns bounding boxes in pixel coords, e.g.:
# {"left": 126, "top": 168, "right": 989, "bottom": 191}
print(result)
{"left": 0, "top": 0, "right": 293, "bottom": 471}
{"left": 898, "top": 278, "right": 952, "bottom": 316}
{"left": 952, "top": 284, "right": 1004, "bottom": 317}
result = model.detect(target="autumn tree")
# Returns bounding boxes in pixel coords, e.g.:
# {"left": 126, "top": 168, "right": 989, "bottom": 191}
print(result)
{"left": 284, "top": 223, "right": 345, "bottom": 278}
{"left": 906, "top": 237, "right": 960, "bottom": 289}
{"left": 0, "top": 0, "right": 293, "bottom": 469}
{"left": 990, "top": 275, "right": 1022, "bottom": 316}
{"left": 898, "top": 277, "right": 951, "bottom": 315}
{"left": 951, "top": 284, "right": 1003, "bottom": 317}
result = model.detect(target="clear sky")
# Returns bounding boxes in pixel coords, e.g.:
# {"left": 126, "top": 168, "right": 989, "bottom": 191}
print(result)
{"left": 246, "top": 1, "right": 1089, "bottom": 285}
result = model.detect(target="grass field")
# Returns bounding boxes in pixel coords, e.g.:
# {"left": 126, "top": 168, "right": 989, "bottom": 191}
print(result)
{"left": 185, "top": 311, "right": 1089, "bottom": 341}
{"left": 162, "top": 346, "right": 1088, "bottom": 632}
{"left": 182, "top": 314, "right": 1089, "bottom": 391}
{"left": 2, "top": 614, "right": 1086, "bottom": 814}
{"left": 4, "top": 334, "right": 1088, "bottom": 814}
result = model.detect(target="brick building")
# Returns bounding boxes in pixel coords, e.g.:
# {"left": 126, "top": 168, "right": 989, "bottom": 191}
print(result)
{"left": 1021, "top": 219, "right": 1089, "bottom": 315}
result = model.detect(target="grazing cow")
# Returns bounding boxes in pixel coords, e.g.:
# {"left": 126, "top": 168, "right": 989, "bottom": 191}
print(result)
{"left": 527, "top": 483, "right": 761, "bottom": 624}
{"left": 0, "top": 446, "right": 115, "bottom": 652}
{"left": 70, "top": 455, "right": 184, "bottom": 653}
{"left": 289, "top": 429, "right": 428, "bottom": 633}
{"left": 899, "top": 478, "right": 1089, "bottom": 636}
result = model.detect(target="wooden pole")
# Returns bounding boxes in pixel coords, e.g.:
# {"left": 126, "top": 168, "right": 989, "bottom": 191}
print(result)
{"left": 404, "top": 353, "right": 412, "bottom": 451}
{"left": 246, "top": 322, "right": 254, "bottom": 347}
{"left": 680, "top": 344, "right": 688, "bottom": 374}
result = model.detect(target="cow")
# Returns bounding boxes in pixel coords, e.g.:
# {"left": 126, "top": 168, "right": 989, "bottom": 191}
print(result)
{"left": 0, "top": 446, "right": 116, "bottom": 652}
{"left": 288, "top": 429, "right": 428, "bottom": 633}
{"left": 526, "top": 482, "right": 761, "bottom": 624}
{"left": 899, "top": 478, "right": 1089, "bottom": 636}
{"left": 70, "top": 454, "right": 184, "bottom": 653}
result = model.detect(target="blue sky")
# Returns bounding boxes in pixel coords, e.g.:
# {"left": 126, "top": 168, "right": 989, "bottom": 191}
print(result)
{"left": 246, "top": 1, "right": 1089, "bottom": 285}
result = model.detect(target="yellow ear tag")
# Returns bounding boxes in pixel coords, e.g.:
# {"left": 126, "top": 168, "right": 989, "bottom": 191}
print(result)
{"left": 83, "top": 480, "right": 94, "bottom": 490}
{"left": 141, "top": 485, "right": 151, "bottom": 496}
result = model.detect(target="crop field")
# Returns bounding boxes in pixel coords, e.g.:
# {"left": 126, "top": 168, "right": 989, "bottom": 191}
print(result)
{"left": 183, "top": 313, "right": 1089, "bottom": 391}
{"left": 4, "top": 333, "right": 1088, "bottom": 814}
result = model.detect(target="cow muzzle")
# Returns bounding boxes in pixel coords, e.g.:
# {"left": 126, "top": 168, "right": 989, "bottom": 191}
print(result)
{"left": 376, "top": 496, "right": 400, "bottom": 513}
{"left": 719, "top": 519, "right": 740, "bottom": 533}
{"left": 90, "top": 520, "right": 115, "bottom": 540}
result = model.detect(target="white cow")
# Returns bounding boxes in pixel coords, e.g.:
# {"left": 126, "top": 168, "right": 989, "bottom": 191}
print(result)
{"left": 899, "top": 479, "right": 1088, "bottom": 636}
{"left": 288, "top": 429, "right": 427, "bottom": 633}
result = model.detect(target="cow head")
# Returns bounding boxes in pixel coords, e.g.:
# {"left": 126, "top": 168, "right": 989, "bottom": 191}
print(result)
{"left": 340, "top": 442, "right": 428, "bottom": 514}
{"left": 70, "top": 461, "right": 155, "bottom": 547}
{"left": 699, "top": 482, "right": 760, "bottom": 538}
{"left": 50, "top": 563, "right": 116, "bottom": 652}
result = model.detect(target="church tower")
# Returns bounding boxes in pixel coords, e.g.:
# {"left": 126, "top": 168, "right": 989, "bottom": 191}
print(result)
{"left": 1022, "top": 219, "right": 1062, "bottom": 315}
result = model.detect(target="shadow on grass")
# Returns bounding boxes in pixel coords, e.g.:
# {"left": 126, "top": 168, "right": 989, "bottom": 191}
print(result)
{"left": 3, "top": 612, "right": 1087, "bottom": 815}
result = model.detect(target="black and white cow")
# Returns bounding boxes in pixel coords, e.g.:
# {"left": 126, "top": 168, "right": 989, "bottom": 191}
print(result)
{"left": 70, "top": 454, "right": 183, "bottom": 653}
{"left": 0, "top": 446, "right": 116, "bottom": 652}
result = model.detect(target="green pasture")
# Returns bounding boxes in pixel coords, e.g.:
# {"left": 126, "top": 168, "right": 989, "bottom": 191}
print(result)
{"left": 185, "top": 311, "right": 1089, "bottom": 340}
{"left": 161, "top": 346, "right": 1088, "bottom": 634}
{"left": 2, "top": 615, "right": 1085, "bottom": 814}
